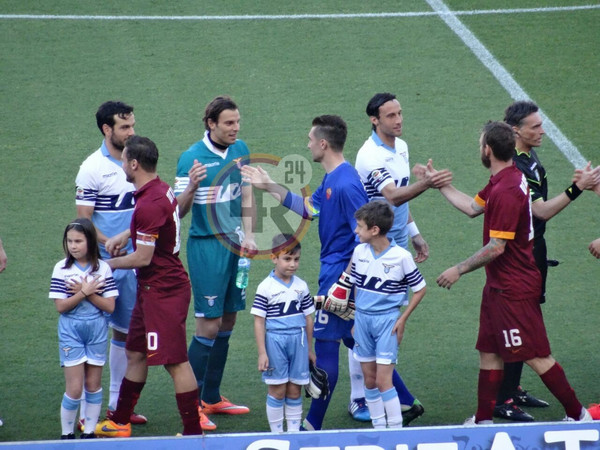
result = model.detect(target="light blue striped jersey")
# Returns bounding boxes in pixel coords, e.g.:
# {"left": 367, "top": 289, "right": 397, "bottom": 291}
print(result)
{"left": 355, "top": 131, "right": 411, "bottom": 248}
{"left": 49, "top": 259, "right": 118, "bottom": 319}
{"left": 351, "top": 241, "right": 425, "bottom": 313}
{"left": 75, "top": 141, "right": 135, "bottom": 258}
{"left": 251, "top": 270, "right": 315, "bottom": 330}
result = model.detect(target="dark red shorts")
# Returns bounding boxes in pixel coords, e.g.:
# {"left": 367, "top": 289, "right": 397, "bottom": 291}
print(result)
{"left": 126, "top": 281, "right": 191, "bottom": 366}
{"left": 476, "top": 284, "right": 551, "bottom": 362}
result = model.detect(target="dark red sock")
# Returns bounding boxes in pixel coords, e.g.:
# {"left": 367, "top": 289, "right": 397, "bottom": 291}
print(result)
{"left": 475, "top": 369, "right": 503, "bottom": 423}
{"left": 113, "top": 378, "right": 145, "bottom": 425}
{"left": 540, "top": 363, "right": 582, "bottom": 420}
{"left": 176, "top": 389, "right": 202, "bottom": 435}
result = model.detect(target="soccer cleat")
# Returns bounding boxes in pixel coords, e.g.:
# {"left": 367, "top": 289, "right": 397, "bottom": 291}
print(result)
{"left": 464, "top": 416, "right": 493, "bottom": 425}
{"left": 61, "top": 433, "right": 75, "bottom": 440}
{"left": 348, "top": 397, "right": 370, "bottom": 422}
{"left": 587, "top": 403, "right": 600, "bottom": 420}
{"left": 512, "top": 386, "right": 549, "bottom": 407}
{"left": 494, "top": 399, "right": 534, "bottom": 422}
{"left": 80, "top": 432, "right": 96, "bottom": 439}
{"left": 106, "top": 409, "right": 148, "bottom": 425}
{"left": 198, "top": 407, "right": 217, "bottom": 431}
{"left": 94, "top": 419, "right": 131, "bottom": 438}
{"left": 563, "top": 407, "right": 593, "bottom": 422}
{"left": 402, "top": 399, "right": 425, "bottom": 426}
{"left": 201, "top": 396, "right": 250, "bottom": 415}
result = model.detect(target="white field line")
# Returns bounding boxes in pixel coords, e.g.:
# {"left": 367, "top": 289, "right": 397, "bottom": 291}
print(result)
{"left": 3, "top": 4, "right": 596, "bottom": 166}
{"left": 0, "top": 5, "right": 599, "bottom": 21}
{"left": 426, "top": 0, "right": 590, "bottom": 167}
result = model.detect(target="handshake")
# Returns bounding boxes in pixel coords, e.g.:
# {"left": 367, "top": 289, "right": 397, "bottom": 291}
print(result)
{"left": 313, "top": 272, "right": 355, "bottom": 321}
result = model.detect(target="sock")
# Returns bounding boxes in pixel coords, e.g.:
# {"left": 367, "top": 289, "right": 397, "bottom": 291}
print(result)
{"left": 109, "top": 339, "right": 127, "bottom": 411}
{"left": 266, "top": 395, "right": 284, "bottom": 432}
{"left": 496, "top": 361, "right": 523, "bottom": 404}
{"left": 365, "top": 387, "right": 386, "bottom": 429}
{"left": 188, "top": 335, "right": 214, "bottom": 402}
{"left": 84, "top": 388, "right": 102, "bottom": 434}
{"left": 112, "top": 378, "right": 145, "bottom": 425}
{"left": 382, "top": 387, "right": 402, "bottom": 428}
{"left": 78, "top": 393, "right": 86, "bottom": 422}
{"left": 392, "top": 370, "right": 415, "bottom": 407}
{"left": 203, "top": 331, "right": 231, "bottom": 404}
{"left": 285, "top": 397, "right": 303, "bottom": 431}
{"left": 475, "top": 369, "right": 503, "bottom": 423}
{"left": 175, "top": 389, "right": 202, "bottom": 435}
{"left": 540, "top": 363, "right": 582, "bottom": 420}
{"left": 305, "top": 339, "right": 340, "bottom": 430}
{"left": 348, "top": 349, "right": 365, "bottom": 401}
{"left": 60, "top": 393, "right": 80, "bottom": 435}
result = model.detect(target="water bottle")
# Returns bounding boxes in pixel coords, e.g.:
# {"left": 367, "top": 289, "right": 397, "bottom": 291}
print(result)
{"left": 236, "top": 256, "right": 251, "bottom": 289}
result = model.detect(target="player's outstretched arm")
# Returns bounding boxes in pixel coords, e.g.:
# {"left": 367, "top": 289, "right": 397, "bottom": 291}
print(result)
{"left": 437, "top": 238, "right": 506, "bottom": 289}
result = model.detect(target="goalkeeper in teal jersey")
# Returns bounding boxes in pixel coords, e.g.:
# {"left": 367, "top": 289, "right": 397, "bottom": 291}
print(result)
{"left": 175, "top": 96, "right": 257, "bottom": 427}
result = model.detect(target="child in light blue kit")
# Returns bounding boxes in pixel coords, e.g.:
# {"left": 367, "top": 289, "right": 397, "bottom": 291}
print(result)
{"left": 251, "top": 234, "right": 315, "bottom": 432}
{"left": 339, "top": 201, "right": 426, "bottom": 428}
{"left": 49, "top": 219, "right": 118, "bottom": 439}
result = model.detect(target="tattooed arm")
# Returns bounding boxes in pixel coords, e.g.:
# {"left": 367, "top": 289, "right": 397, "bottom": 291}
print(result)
{"left": 436, "top": 237, "right": 506, "bottom": 289}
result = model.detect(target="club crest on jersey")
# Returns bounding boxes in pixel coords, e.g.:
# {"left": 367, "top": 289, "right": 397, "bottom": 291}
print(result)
{"left": 382, "top": 263, "right": 394, "bottom": 274}
{"left": 233, "top": 157, "right": 243, "bottom": 169}
{"left": 326, "top": 188, "right": 332, "bottom": 200}
{"left": 204, "top": 295, "right": 217, "bottom": 307}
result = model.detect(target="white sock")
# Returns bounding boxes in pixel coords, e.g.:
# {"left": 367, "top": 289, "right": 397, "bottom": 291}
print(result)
{"left": 284, "top": 397, "right": 303, "bottom": 431}
{"left": 365, "top": 387, "right": 386, "bottom": 429}
{"left": 78, "top": 392, "right": 86, "bottom": 423}
{"left": 84, "top": 388, "right": 103, "bottom": 434}
{"left": 348, "top": 349, "right": 365, "bottom": 401}
{"left": 61, "top": 393, "right": 80, "bottom": 435}
{"left": 109, "top": 340, "right": 127, "bottom": 411}
{"left": 266, "top": 395, "right": 284, "bottom": 433}
{"left": 382, "top": 387, "right": 402, "bottom": 428}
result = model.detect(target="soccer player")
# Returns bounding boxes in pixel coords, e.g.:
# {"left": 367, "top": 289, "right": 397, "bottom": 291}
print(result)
{"left": 75, "top": 101, "right": 146, "bottom": 425}
{"left": 251, "top": 234, "right": 315, "bottom": 432}
{"left": 95, "top": 136, "right": 202, "bottom": 436}
{"left": 243, "top": 115, "right": 384, "bottom": 430}
{"left": 348, "top": 201, "right": 426, "bottom": 428}
{"left": 354, "top": 92, "right": 452, "bottom": 423}
{"left": 493, "top": 101, "right": 600, "bottom": 422}
{"left": 174, "top": 96, "right": 256, "bottom": 428}
{"left": 431, "top": 121, "right": 591, "bottom": 424}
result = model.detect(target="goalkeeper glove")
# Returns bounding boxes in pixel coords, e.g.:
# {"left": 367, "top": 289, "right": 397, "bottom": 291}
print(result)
{"left": 324, "top": 271, "right": 353, "bottom": 312}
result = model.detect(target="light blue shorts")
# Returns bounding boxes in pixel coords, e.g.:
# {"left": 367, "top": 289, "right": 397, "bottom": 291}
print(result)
{"left": 58, "top": 315, "right": 108, "bottom": 367}
{"left": 108, "top": 268, "right": 137, "bottom": 333}
{"left": 262, "top": 328, "right": 309, "bottom": 386}
{"left": 353, "top": 309, "right": 400, "bottom": 365}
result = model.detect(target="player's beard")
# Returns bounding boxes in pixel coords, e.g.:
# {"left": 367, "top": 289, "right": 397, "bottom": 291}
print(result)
{"left": 111, "top": 134, "right": 126, "bottom": 151}
{"left": 480, "top": 150, "right": 491, "bottom": 168}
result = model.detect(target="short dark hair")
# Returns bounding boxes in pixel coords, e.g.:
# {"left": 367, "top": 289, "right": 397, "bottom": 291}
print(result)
{"left": 354, "top": 201, "right": 394, "bottom": 235}
{"left": 366, "top": 92, "right": 397, "bottom": 131}
{"left": 504, "top": 101, "right": 539, "bottom": 127}
{"left": 481, "top": 121, "right": 515, "bottom": 162}
{"left": 311, "top": 115, "right": 347, "bottom": 152}
{"left": 96, "top": 101, "right": 134, "bottom": 135}
{"left": 62, "top": 218, "right": 100, "bottom": 272}
{"left": 272, "top": 233, "right": 301, "bottom": 255}
{"left": 202, "top": 96, "right": 238, "bottom": 130}
{"left": 124, "top": 135, "right": 159, "bottom": 172}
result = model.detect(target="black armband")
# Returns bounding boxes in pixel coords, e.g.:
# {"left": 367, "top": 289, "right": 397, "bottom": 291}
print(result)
{"left": 564, "top": 183, "right": 582, "bottom": 201}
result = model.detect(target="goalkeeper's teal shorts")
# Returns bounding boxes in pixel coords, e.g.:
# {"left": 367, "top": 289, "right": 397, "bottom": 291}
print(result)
{"left": 187, "top": 236, "right": 246, "bottom": 318}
